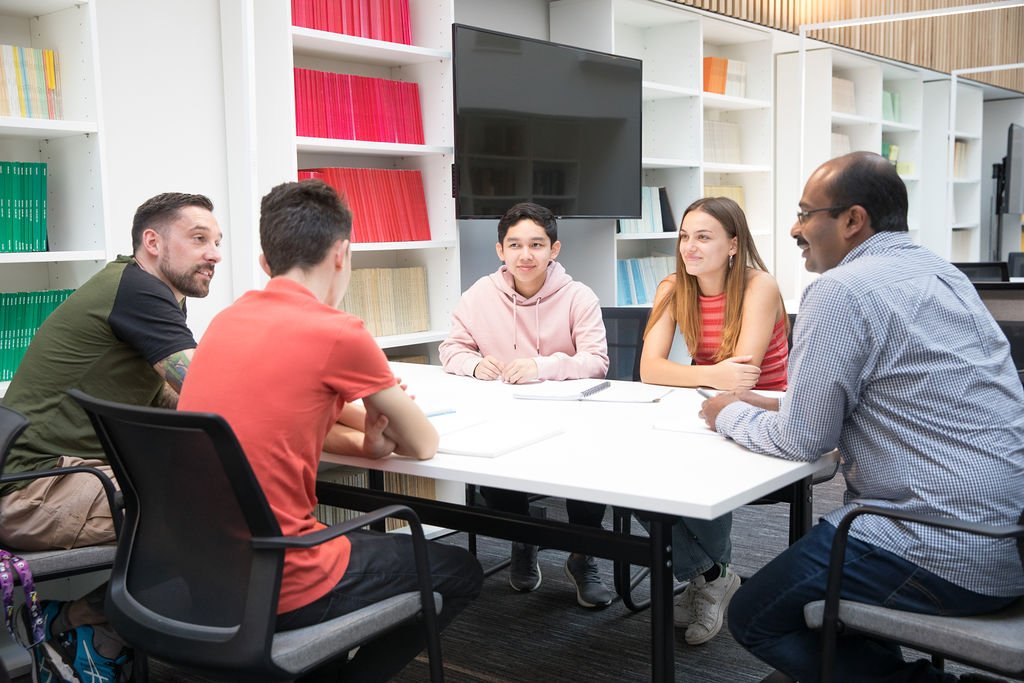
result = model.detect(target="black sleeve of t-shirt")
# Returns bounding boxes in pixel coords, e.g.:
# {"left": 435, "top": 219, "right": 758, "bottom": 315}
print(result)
{"left": 108, "top": 262, "right": 198, "bottom": 366}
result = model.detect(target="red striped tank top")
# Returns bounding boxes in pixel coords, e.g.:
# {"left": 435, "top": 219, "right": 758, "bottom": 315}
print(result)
{"left": 693, "top": 292, "right": 789, "bottom": 390}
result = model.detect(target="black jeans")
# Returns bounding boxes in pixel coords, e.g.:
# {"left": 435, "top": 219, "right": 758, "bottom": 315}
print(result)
{"left": 479, "top": 485, "right": 607, "bottom": 544}
{"left": 276, "top": 529, "right": 483, "bottom": 682}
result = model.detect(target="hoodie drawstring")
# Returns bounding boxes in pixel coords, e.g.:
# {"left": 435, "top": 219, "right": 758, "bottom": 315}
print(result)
{"left": 534, "top": 301, "right": 540, "bottom": 355}
{"left": 510, "top": 295, "right": 542, "bottom": 355}
{"left": 512, "top": 299, "right": 517, "bottom": 350}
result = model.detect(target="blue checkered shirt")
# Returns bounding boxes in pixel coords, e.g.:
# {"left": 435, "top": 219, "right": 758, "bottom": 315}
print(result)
{"left": 718, "top": 231, "right": 1024, "bottom": 597}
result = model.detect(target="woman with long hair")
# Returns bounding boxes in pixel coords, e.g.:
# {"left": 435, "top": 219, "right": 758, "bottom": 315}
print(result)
{"left": 639, "top": 196, "right": 789, "bottom": 646}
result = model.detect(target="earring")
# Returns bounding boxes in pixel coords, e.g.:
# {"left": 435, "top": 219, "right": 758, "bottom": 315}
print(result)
{"left": 729, "top": 254, "right": 734, "bottom": 269}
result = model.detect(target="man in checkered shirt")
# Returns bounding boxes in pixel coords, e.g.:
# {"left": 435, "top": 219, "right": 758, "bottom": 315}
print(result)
{"left": 701, "top": 151, "right": 1024, "bottom": 682}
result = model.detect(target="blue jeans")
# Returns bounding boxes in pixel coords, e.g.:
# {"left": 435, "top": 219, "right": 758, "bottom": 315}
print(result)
{"left": 728, "top": 521, "right": 1016, "bottom": 683}
{"left": 276, "top": 530, "right": 483, "bottom": 683}
{"left": 670, "top": 513, "right": 732, "bottom": 581}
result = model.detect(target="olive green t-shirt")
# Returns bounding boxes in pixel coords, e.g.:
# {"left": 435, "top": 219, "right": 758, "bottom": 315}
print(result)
{"left": 1, "top": 256, "right": 196, "bottom": 494}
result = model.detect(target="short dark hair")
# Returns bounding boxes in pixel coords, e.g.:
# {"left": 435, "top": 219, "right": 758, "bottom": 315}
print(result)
{"left": 497, "top": 202, "right": 557, "bottom": 243}
{"left": 131, "top": 192, "right": 214, "bottom": 251}
{"left": 824, "top": 151, "right": 908, "bottom": 232}
{"left": 259, "top": 179, "right": 353, "bottom": 277}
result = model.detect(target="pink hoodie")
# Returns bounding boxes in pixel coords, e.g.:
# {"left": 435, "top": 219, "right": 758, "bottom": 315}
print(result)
{"left": 439, "top": 261, "right": 609, "bottom": 381}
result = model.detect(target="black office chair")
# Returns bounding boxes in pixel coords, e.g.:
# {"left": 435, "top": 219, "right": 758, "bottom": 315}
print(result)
{"left": 601, "top": 306, "right": 651, "bottom": 381}
{"left": 0, "top": 404, "right": 122, "bottom": 582}
{"left": 68, "top": 390, "right": 445, "bottom": 682}
{"left": 805, "top": 505, "right": 1024, "bottom": 682}
{"left": 1008, "top": 252, "right": 1024, "bottom": 278}
{"left": 952, "top": 261, "right": 1010, "bottom": 282}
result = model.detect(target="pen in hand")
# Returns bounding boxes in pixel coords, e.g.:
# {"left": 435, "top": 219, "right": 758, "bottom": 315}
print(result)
{"left": 696, "top": 387, "right": 715, "bottom": 399}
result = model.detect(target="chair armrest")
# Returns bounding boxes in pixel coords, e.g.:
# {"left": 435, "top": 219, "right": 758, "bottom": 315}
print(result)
{"left": 0, "top": 466, "right": 124, "bottom": 539}
{"left": 818, "top": 505, "right": 1024, "bottom": 682}
{"left": 250, "top": 504, "right": 427, "bottom": 550}
{"left": 251, "top": 504, "right": 442, "bottom": 667}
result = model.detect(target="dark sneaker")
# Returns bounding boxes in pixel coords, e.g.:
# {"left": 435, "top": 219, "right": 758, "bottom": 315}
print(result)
{"left": 509, "top": 542, "right": 542, "bottom": 592}
{"left": 564, "top": 554, "right": 615, "bottom": 608}
{"left": 16, "top": 600, "right": 64, "bottom": 683}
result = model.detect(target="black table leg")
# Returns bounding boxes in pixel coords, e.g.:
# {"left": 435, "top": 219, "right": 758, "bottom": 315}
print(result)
{"left": 648, "top": 514, "right": 674, "bottom": 682}
{"left": 789, "top": 475, "right": 813, "bottom": 544}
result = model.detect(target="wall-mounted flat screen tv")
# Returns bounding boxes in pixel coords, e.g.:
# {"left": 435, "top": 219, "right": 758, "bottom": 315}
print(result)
{"left": 453, "top": 24, "right": 642, "bottom": 220}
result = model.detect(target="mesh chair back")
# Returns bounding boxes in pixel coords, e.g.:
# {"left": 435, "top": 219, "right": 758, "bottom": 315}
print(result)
{"left": 68, "top": 390, "right": 285, "bottom": 672}
{"left": 602, "top": 307, "right": 651, "bottom": 381}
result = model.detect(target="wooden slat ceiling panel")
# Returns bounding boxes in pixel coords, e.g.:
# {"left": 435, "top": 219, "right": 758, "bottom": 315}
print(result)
{"left": 665, "top": 0, "right": 1023, "bottom": 92}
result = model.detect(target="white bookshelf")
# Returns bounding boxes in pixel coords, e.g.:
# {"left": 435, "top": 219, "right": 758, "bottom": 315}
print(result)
{"left": 291, "top": 12, "right": 457, "bottom": 358}
{"left": 921, "top": 80, "right": 984, "bottom": 261}
{"left": 220, "top": 2, "right": 458, "bottom": 362}
{"left": 0, "top": 1, "right": 109, "bottom": 296}
{"left": 775, "top": 48, "right": 924, "bottom": 300}
{"left": 548, "top": 0, "right": 775, "bottom": 306}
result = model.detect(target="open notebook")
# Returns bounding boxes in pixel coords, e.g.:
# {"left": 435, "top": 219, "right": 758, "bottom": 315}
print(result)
{"left": 513, "top": 379, "right": 672, "bottom": 403}
{"left": 429, "top": 412, "right": 564, "bottom": 458}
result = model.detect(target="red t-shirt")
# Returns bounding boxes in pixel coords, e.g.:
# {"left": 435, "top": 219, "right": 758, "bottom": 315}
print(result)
{"left": 693, "top": 292, "right": 789, "bottom": 391}
{"left": 178, "top": 278, "right": 396, "bottom": 613}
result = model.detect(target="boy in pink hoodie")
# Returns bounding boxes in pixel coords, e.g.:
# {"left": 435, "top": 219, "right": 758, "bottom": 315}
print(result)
{"left": 439, "top": 202, "right": 614, "bottom": 608}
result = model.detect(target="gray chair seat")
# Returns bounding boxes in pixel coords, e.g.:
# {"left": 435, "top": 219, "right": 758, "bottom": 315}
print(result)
{"left": 16, "top": 545, "right": 117, "bottom": 580}
{"left": 804, "top": 596, "right": 1024, "bottom": 676}
{"left": 272, "top": 592, "right": 442, "bottom": 674}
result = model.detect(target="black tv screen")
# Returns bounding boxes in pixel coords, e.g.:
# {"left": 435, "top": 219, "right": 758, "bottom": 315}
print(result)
{"left": 453, "top": 24, "right": 642, "bottom": 220}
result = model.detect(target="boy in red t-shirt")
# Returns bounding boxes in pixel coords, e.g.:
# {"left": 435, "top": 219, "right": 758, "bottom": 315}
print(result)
{"left": 179, "top": 179, "right": 481, "bottom": 681}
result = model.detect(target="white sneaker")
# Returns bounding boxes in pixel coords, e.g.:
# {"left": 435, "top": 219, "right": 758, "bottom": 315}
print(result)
{"left": 684, "top": 570, "right": 741, "bottom": 645}
{"left": 673, "top": 582, "right": 697, "bottom": 627}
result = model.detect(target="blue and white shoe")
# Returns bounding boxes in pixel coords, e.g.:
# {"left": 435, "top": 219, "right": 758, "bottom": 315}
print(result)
{"left": 65, "top": 625, "right": 127, "bottom": 683}
{"left": 16, "top": 600, "right": 64, "bottom": 683}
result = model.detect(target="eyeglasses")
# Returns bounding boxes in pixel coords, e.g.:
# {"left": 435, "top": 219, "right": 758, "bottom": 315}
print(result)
{"left": 796, "top": 206, "right": 850, "bottom": 225}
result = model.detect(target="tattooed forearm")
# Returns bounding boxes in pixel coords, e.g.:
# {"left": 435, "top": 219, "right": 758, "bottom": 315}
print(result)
{"left": 155, "top": 350, "right": 191, "bottom": 393}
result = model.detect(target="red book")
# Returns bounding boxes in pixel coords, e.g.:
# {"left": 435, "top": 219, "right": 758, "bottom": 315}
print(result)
{"left": 409, "top": 170, "right": 430, "bottom": 240}
{"left": 370, "top": 0, "right": 384, "bottom": 41}
{"left": 293, "top": 68, "right": 309, "bottom": 136}
{"left": 399, "top": 0, "right": 411, "bottom": 44}
{"left": 314, "top": 70, "right": 328, "bottom": 137}
{"left": 382, "top": 79, "right": 397, "bottom": 143}
{"left": 406, "top": 81, "right": 424, "bottom": 144}
{"left": 358, "top": 0, "right": 371, "bottom": 39}
{"left": 340, "top": 0, "right": 353, "bottom": 36}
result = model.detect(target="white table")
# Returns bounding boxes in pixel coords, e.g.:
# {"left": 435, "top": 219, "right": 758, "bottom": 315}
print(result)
{"left": 318, "top": 362, "right": 836, "bottom": 681}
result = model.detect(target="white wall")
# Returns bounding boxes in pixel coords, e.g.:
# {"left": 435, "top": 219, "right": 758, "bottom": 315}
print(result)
{"left": 454, "top": 0, "right": 550, "bottom": 39}
{"left": 982, "top": 97, "right": 1024, "bottom": 260}
{"left": 93, "top": 1, "right": 233, "bottom": 339}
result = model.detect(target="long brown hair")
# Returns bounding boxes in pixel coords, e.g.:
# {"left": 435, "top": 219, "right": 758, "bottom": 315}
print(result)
{"left": 643, "top": 196, "right": 785, "bottom": 361}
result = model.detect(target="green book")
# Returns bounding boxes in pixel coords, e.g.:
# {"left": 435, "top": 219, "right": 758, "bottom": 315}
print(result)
{"left": 882, "top": 91, "right": 894, "bottom": 121}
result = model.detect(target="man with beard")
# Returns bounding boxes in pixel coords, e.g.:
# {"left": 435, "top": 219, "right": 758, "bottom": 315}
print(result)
{"left": 0, "top": 192, "right": 222, "bottom": 683}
